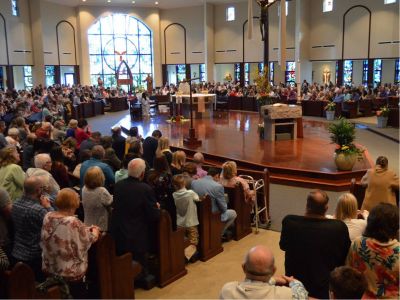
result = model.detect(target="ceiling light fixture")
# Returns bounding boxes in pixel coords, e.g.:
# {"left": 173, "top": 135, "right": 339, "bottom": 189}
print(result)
{"left": 155, "top": 1, "right": 159, "bottom": 4}
{"left": 107, "top": 0, "right": 111, "bottom": 2}
{"left": 132, "top": 0, "right": 135, "bottom": 3}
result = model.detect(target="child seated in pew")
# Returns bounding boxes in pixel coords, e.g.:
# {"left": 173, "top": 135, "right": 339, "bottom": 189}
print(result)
{"left": 172, "top": 174, "right": 201, "bottom": 262}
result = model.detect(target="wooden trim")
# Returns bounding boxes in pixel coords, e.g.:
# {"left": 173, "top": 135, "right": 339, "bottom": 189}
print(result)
{"left": 164, "top": 23, "right": 187, "bottom": 65}
{"left": 56, "top": 20, "right": 78, "bottom": 66}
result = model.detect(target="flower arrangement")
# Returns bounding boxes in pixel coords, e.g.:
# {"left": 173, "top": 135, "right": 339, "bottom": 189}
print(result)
{"left": 328, "top": 117, "right": 364, "bottom": 159}
{"left": 253, "top": 66, "right": 273, "bottom": 106}
{"left": 324, "top": 102, "right": 336, "bottom": 111}
{"left": 376, "top": 106, "right": 390, "bottom": 118}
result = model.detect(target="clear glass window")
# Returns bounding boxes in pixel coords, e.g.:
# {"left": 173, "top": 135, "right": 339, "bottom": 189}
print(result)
{"left": 88, "top": 14, "right": 153, "bottom": 87}
{"left": 226, "top": 7, "right": 235, "bottom": 21}
{"left": 323, "top": 0, "right": 333, "bottom": 12}
{"left": 11, "top": 0, "right": 19, "bottom": 16}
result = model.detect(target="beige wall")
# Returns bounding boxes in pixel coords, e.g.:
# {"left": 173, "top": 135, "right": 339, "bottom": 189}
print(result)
{"left": 40, "top": 0, "right": 78, "bottom": 66}
{"left": 161, "top": 6, "right": 204, "bottom": 64}
{"left": 310, "top": 0, "right": 399, "bottom": 60}
{"left": 215, "top": 63, "right": 234, "bottom": 83}
{"left": 312, "top": 61, "right": 337, "bottom": 85}
{"left": 0, "top": 0, "right": 33, "bottom": 65}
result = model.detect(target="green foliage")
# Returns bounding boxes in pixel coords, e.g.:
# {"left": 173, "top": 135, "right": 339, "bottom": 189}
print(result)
{"left": 328, "top": 117, "right": 356, "bottom": 146}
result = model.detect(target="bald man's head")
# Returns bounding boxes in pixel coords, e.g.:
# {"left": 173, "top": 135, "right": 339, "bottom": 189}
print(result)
{"left": 242, "top": 246, "right": 276, "bottom": 282}
{"left": 306, "top": 189, "right": 329, "bottom": 216}
{"left": 24, "top": 176, "right": 44, "bottom": 199}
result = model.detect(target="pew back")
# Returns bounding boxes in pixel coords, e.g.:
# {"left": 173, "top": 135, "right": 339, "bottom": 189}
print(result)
{"left": 197, "top": 195, "right": 224, "bottom": 261}
{"left": 224, "top": 183, "right": 252, "bottom": 241}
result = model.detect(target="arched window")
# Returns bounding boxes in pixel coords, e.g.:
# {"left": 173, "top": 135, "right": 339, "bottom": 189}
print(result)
{"left": 88, "top": 14, "right": 153, "bottom": 88}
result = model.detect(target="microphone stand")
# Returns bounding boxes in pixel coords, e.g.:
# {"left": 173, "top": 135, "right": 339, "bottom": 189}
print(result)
{"left": 180, "top": 77, "right": 202, "bottom": 147}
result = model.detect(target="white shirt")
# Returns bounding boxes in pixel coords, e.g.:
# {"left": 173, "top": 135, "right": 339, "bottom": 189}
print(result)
{"left": 343, "top": 218, "right": 367, "bottom": 242}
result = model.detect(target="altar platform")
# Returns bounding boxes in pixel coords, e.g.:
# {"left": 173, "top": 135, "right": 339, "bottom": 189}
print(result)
{"left": 114, "top": 111, "right": 373, "bottom": 191}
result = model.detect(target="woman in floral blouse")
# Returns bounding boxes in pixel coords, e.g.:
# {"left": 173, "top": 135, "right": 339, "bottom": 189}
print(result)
{"left": 41, "top": 188, "right": 100, "bottom": 295}
{"left": 347, "top": 203, "right": 399, "bottom": 299}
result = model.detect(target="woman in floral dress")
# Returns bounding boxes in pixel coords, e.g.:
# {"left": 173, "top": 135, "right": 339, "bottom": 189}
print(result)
{"left": 347, "top": 203, "right": 399, "bottom": 299}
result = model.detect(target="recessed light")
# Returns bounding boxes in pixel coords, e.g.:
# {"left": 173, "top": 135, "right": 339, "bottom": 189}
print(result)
{"left": 155, "top": 1, "right": 159, "bottom": 4}
{"left": 132, "top": 0, "right": 135, "bottom": 3}
{"left": 82, "top": 0, "right": 86, "bottom": 2}
{"left": 107, "top": 0, "right": 111, "bottom": 2}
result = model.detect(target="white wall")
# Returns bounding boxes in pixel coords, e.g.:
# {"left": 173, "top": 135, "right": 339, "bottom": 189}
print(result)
{"left": 312, "top": 61, "right": 337, "bottom": 85}
{"left": 0, "top": 0, "right": 33, "bottom": 65}
{"left": 40, "top": 0, "right": 78, "bottom": 66}
{"left": 382, "top": 59, "right": 396, "bottom": 84}
{"left": 161, "top": 6, "right": 204, "bottom": 64}
{"left": 310, "top": 0, "right": 399, "bottom": 60}
{"left": 214, "top": 63, "right": 234, "bottom": 83}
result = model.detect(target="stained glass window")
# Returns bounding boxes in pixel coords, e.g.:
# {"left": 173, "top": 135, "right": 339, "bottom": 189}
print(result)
{"left": 373, "top": 59, "right": 382, "bottom": 86}
{"left": 323, "top": 0, "right": 333, "bottom": 12}
{"left": 0, "top": 68, "right": 4, "bottom": 90}
{"left": 234, "top": 63, "right": 241, "bottom": 82}
{"left": 269, "top": 62, "right": 274, "bottom": 85}
{"left": 45, "top": 66, "right": 55, "bottom": 87}
{"left": 285, "top": 62, "right": 296, "bottom": 86}
{"left": 244, "top": 63, "right": 250, "bottom": 85}
{"left": 176, "top": 65, "right": 186, "bottom": 83}
{"left": 343, "top": 60, "right": 353, "bottom": 86}
{"left": 200, "top": 64, "right": 205, "bottom": 82}
{"left": 258, "top": 63, "right": 264, "bottom": 73}
{"left": 395, "top": 59, "right": 400, "bottom": 84}
{"left": 362, "top": 60, "right": 368, "bottom": 86}
{"left": 11, "top": 0, "right": 19, "bottom": 16}
{"left": 23, "top": 66, "right": 33, "bottom": 89}
{"left": 335, "top": 61, "right": 338, "bottom": 85}
{"left": 88, "top": 14, "right": 153, "bottom": 88}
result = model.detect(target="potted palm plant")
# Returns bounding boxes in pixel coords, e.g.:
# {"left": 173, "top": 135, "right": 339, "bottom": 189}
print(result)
{"left": 328, "top": 117, "right": 364, "bottom": 171}
{"left": 376, "top": 106, "right": 390, "bottom": 128}
{"left": 324, "top": 102, "right": 336, "bottom": 121}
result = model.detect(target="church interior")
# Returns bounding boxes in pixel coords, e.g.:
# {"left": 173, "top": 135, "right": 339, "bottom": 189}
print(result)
{"left": 0, "top": 0, "right": 399, "bottom": 299}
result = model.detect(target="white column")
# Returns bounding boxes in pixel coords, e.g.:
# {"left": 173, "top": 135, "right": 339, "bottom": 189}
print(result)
{"left": 28, "top": 0, "right": 45, "bottom": 86}
{"left": 204, "top": 3, "right": 214, "bottom": 82}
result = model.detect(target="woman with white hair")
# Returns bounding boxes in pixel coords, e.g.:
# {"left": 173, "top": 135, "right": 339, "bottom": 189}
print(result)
{"left": 5, "top": 128, "right": 20, "bottom": 149}
{"left": 26, "top": 153, "right": 60, "bottom": 201}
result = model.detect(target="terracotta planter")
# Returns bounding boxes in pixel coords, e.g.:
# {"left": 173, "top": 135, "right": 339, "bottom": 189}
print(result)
{"left": 334, "top": 152, "right": 357, "bottom": 171}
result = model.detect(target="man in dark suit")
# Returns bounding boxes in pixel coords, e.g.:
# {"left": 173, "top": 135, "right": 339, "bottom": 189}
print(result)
{"left": 142, "top": 130, "right": 162, "bottom": 168}
{"left": 110, "top": 158, "right": 160, "bottom": 289}
{"left": 279, "top": 190, "right": 351, "bottom": 299}
{"left": 111, "top": 126, "right": 126, "bottom": 161}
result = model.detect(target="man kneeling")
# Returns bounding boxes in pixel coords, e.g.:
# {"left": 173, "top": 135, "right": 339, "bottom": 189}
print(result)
{"left": 220, "top": 245, "right": 308, "bottom": 299}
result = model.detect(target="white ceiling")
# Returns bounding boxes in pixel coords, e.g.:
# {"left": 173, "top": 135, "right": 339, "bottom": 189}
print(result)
{"left": 45, "top": 0, "right": 246, "bottom": 9}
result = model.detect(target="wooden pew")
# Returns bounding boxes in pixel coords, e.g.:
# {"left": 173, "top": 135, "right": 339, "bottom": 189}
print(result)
{"left": 158, "top": 209, "right": 187, "bottom": 287}
{"left": 224, "top": 183, "right": 252, "bottom": 241}
{"left": 301, "top": 100, "right": 325, "bottom": 117}
{"left": 388, "top": 96, "right": 399, "bottom": 109}
{"left": 358, "top": 99, "right": 373, "bottom": 116}
{"left": 228, "top": 96, "right": 242, "bottom": 110}
{"left": 197, "top": 195, "right": 224, "bottom": 261}
{"left": 350, "top": 178, "right": 399, "bottom": 209}
{"left": 341, "top": 101, "right": 358, "bottom": 119}
{"left": 109, "top": 97, "right": 129, "bottom": 112}
{"left": 93, "top": 100, "right": 104, "bottom": 115}
{"left": 334, "top": 101, "right": 343, "bottom": 118}
{"left": 81, "top": 102, "right": 95, "bottom": 118}
{"left": 0, "top": 263, "right": 60, "bottom": 299}
{"left": 242, "top": 96, "right": 256, "bottom": 112}
{"left": 88, "top": 234, "right": 142, "bottom": 299}
{"left": 387, "top": 108, "right": 399, "bottom": 128}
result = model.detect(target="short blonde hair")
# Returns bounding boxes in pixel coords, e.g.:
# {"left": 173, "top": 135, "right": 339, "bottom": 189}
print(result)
{"left": 172, "top": 151, "right": 186, "bottom": 169}
{"left": 335, "top": 193, "right": 358, "bottom": 221}
{"left": 55, "top": 188, "right": 80, "bottom": 211}
{"left": 68, "top": 119, "right": 78, "bottom": 129}
{"left": 84, "top": 166, "right": 105, "bottom": 189}
{"left": 222, "top": 161, "right": 237, "bottom": 180}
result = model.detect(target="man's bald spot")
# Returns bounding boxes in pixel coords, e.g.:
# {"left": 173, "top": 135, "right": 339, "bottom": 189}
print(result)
{"left": 24, "top": 176, "right": 43, "bottom": 196}
{"left": 306, "top": 189, "right": 329, "bottom": 215}
{"left": 244, "top": 245, "right": 275, "bottom": 275}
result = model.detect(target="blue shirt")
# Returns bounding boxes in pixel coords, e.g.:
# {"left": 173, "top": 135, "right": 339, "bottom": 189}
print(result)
{"left": 11, "top": 196, "right": 54, "bottom": 261}
{"left": 80, "top": 158, "right": 115, "bottom": 188}
{"left": 333, "top": 94, "right": 344, "bottom": 103}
